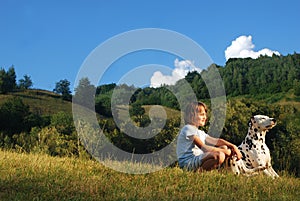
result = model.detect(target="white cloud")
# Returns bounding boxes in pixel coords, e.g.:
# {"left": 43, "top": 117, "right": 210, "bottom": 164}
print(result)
{"left": 225, "top": 35, "right": 280, "bottom": 61}
{"left": 150, "top": 58, "right": 201, "bottom": 88}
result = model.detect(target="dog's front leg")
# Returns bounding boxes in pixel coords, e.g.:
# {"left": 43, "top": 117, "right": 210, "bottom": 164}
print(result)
{"left": 268, "top": 166, "right": 279, "bottom": 178}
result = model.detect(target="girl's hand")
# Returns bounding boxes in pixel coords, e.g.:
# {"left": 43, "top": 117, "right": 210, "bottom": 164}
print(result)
{"left": 224, "top": 148, "right": 232, "bottom": 157}
{"left": 218, "top": 145, "right": 231, "bottom": 156}
{"left": 231, "top": 145, "right": 242, "bottom": 160}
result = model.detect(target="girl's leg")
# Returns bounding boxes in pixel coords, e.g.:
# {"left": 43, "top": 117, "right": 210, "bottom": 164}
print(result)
{"left": 218, "top": 145, "right": 232, "bottom": 158}
{"left": 200, "top": 151, "right": 226, "bottom": 171}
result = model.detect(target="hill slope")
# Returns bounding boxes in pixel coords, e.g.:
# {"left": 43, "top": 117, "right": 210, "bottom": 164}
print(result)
{"left": 0, "top": 89, "right": 72, "bottom": 115}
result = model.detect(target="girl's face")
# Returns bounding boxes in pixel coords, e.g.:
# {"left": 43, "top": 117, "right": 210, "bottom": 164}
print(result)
{"left": 195, "top": 105, "right": 207, "bottom": 127}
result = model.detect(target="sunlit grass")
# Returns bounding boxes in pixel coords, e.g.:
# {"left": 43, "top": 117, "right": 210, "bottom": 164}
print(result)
{"left": 0, "top": 150, "right": 299, "bottom": 201}
{"left": 0, "top": 89, "right": 72, "bottom": 115}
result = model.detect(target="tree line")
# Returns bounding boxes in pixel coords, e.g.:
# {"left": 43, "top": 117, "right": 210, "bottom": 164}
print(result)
{"left": 0, "top": 66, "right": 72, "bottom": 101}
{"left": 0, "top": 66, "right": 33, "bottom": 93}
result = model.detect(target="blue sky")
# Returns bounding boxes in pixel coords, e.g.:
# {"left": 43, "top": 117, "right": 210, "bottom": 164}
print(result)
{"left": 1, "top": 0, "right": 299, "bottom": 91}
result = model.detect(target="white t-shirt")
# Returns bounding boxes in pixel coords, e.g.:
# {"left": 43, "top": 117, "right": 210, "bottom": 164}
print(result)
{"left": 176, "top": 124, "right": 208, "bottom": 167}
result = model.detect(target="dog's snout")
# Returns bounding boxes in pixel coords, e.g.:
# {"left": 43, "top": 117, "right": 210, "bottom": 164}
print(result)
{"left": 272, "top": 118, "right": 276, "bottom": 123}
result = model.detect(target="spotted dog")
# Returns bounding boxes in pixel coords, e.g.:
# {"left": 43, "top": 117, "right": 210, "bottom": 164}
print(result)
{"left": 230, "top": 115, "right": 279, "bottom": 178}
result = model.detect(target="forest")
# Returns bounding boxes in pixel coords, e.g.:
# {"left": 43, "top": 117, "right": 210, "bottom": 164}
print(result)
{"left": 0, "top": 53, "right": 300, "bottom": 176}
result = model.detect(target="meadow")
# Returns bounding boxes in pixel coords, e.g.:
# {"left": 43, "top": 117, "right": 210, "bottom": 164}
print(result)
{"left": 0, "top": 89, "right": 72, "bottom": 115}
{"left": 1, "top": 54, "right": 300, "bottom": 200}
{"left": 1, "top": 150, "right": 299, "bottom": 201}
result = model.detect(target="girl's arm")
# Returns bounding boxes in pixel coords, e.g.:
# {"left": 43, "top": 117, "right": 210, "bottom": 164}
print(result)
{"left": 192, "top": 135, "right": 231, "bottom": 156}
{"left": 205, "top": 135, "right": 242, "bottom": 160}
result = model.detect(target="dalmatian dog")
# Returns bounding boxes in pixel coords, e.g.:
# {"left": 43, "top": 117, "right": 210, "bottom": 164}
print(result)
{"left": 230, "top": 115, "right": 279, "bottom": 178}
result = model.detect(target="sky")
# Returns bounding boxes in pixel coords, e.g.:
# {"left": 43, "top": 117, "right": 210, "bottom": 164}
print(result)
{"left": 1, "top": 0, "right": 300, "bottom": 91}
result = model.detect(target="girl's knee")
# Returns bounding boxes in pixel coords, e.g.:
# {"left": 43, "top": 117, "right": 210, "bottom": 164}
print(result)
{"left": 219, "top": 145, "right": 232, "bottom": 156}
{"left": 209, "top": 152, "right": 225, "bottom": 164}
{"left": 216, "top": 151, "right": 226, "bottom": 164}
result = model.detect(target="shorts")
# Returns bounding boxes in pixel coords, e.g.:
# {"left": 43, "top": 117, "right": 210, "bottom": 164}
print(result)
{"left": 179, "top": 154, "right": 205, "bottom": 171}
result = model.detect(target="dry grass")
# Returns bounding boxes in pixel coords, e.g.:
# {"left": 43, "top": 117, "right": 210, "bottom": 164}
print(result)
{"left": 0, "top": 89, "right": 72, "bottom": 115}
{"left": 0, "top": 150, "right": 299, "bottom": 201}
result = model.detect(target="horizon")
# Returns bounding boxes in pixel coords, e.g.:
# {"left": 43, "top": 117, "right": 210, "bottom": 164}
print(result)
{"left": 2, "top": 52, "right": 297, "bottom": 93}
{"left": 1, "top": 51, "right": 298, "bottom": 92}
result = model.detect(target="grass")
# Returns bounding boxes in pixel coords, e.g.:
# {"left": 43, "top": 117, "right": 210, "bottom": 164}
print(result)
{"left": 112, "top": 104, "right": 181, "bottom": 124}
{"left": 1, "top": 90, "right": 300, "bottom": 200}
{"left": 0, "top": 150, "right": 299, "bottom": 201}
{"left": 143, "top": 105, "right": 181, "bottom": 119}
{"left": 0, "top": 89, "right": 72, "bottom": 115}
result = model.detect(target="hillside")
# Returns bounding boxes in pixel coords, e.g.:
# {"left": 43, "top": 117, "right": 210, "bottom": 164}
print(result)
{"left": 0, "top": 89, "right": 72, "bottom": 115}
{"left": 0, "top": 53, "right": 300, "bottom": 177}
{"left": 230, "top": 90, "right": 300, "bottom": 111}
{"left": 1, "top": 150, "right": 299, "bottom": 201}
{"left": 1, "top": 89, "right": 298, "bottom": 118}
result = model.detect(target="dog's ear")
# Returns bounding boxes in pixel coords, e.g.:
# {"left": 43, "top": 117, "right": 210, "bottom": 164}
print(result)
{"left": 248, "top": 116, "right": 254, "bottom": 127}
{"left": 248, "top": 119, "right": 252, "bottom": 127}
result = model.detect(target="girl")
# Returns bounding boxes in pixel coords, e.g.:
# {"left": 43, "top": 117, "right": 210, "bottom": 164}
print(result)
{"left": 176, "top": 101, "right": 242, "bottom": 171}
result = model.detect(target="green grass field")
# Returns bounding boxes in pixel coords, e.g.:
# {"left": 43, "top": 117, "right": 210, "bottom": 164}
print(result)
{"left": 0, "top": 90, "right": 72, "bottom": 115}
{"left": 1, "top": 150, "right": 299, "bottom": 201}
{"left": 1, "top": 89, "right": 300, "bottom": 200}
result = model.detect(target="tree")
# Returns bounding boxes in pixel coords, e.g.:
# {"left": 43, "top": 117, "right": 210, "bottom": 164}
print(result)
{"left": 0, "top": 68, "right": 6, "bottom": 93}
{"left": 18, "top": 75, "right": 33, "bottom": 89}
{"left": 0, "top": 66, "right": 16, "bottom": 94}
{"left": 53, "top": 79, "right": 72, "bottom": 101}
{"left": 73, "top": 77, "right": 96, "bottom": 109}
{"left": 6, "top": 67, "right": 16, "bottom": 90}
{"left": 294, "top": 80, "right": 300, "bottom": 96}
{"left": 0, "top": 97, "right": 30, "bottom": 135}
{"left": 95, "top": 94, "right": 112, "bottom": 117}
{"left": 96, "top": 83, "right": 116, "bottom": 95}
{"left": 50, "top": 111, "right": 75, "bottom": 135}
{"left": 129, "top": 102, "right": 145, "bottom": 119}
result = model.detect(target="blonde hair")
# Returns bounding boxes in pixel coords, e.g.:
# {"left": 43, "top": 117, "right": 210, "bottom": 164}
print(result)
{"left": 184, "top": 101, "right": 208, "bottom": 125}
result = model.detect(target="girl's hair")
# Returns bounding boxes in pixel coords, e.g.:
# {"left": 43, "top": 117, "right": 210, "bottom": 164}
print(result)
{"left": 184, "top": 101, "right": 208, "bottom": 125}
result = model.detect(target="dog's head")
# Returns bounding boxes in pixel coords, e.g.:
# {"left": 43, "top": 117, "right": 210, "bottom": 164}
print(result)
{"left": 249, "top": 115, "right": 277, "bottom": 131}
